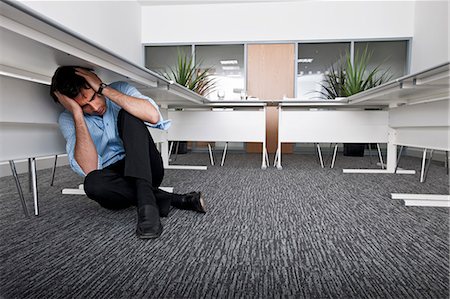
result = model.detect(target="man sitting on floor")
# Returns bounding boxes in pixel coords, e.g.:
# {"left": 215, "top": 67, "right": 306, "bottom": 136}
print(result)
{"left": 50, "top": 66, "right": 206, "bottom": 239}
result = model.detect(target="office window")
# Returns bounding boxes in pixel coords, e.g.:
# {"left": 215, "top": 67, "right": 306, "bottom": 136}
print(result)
{"left": 354, "top": 41, "right": 408, "bottom": 81}
{"left": 195, "top": 44, "right": 245, "bottom": 100}
{"left": 297, "top": 42, "right": 350, "bottom": 99}
{"left": 144, "top": 45, "right": 191, "bottom": 77}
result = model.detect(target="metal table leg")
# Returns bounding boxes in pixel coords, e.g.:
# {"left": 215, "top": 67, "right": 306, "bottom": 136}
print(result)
{"left": 50, "top": 155, "right": 58, "bottom": 186}
{"left": 30, "top": 157, "right": 39, "bottom": 215}
{"left": 9, "top": 160, "right": 29, "bottom": 217}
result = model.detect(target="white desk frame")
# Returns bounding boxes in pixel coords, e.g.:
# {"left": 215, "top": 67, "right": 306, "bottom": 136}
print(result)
{"left": 346, "top": 62, "right": 450, "bottom": 207}
{"left": 275, "top": 102, "right": 412, "bottom": 173}
{"left": 168, "top": 104, "right": 269, "bottom": 169}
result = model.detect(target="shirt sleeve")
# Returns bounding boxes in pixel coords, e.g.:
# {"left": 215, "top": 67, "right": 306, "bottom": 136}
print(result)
{"left": 58, "top": 112, "right": 102, "bottom": 177}
{"left": 111, "top": 81, "right": 171, "bottom": 130}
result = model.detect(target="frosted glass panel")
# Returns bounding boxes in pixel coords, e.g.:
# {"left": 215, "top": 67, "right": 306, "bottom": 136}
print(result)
{"left": 144, "top": 46, "right": 191, "bottom": 76}
{"left": 195, "top": 44, "right": 245, "bottom": 100}
{"left": 297, "top": 43, "right": 350, "bottom": 99}
{"left": 355, "top": 41, "right": 408, "bottom": 80}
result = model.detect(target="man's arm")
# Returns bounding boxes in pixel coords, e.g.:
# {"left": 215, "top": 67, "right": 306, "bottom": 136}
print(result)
{"left": 72, "top": 112, "right": 98, "bottom": 174}
{"left": 55, "top": 91, "right": 98, "bottom": 175}
{"left": 102, "top": 86, "right": 160, "bottom": 124}
{"left": 75, "top": 68, "right": 160, "bottom": 124}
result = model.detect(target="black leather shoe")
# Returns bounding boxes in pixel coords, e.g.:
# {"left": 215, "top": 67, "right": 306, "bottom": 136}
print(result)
{"left": 173, "top": 192, "right": 206, "bottom": 213}
{"left": 136, "top": 205, "right": 163, "bottom": 239}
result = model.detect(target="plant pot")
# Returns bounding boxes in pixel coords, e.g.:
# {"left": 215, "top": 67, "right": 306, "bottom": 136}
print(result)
{"left": 343, "top": 143, "right": 365, "bottom": 157}
{"left": 171, "top": 141, "right": 188, "bottom": 154}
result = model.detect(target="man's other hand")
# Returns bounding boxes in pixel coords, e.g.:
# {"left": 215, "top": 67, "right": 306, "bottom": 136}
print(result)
{"left": 54, "top": 91, "right": 82, "bottom": 115}
{"left": 75, "top": 68, "right": 102, "bottom": 92}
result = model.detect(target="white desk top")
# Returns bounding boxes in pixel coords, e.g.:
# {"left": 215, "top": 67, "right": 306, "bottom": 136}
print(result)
{"left": 0, "top": 0, "right": 205, "bottom": 106}
{"left": 346, "top": 62, "right": 449, "bottom": 106}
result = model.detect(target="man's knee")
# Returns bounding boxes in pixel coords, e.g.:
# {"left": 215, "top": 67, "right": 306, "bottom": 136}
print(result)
{"left": 117, "top": 109, "right": 150, "bottom": 140}
{"left": 84, "top": 170, "right": 105, "bottom": 199}
{"left": 118, "top": 109, "right": 146, "bottom": 129}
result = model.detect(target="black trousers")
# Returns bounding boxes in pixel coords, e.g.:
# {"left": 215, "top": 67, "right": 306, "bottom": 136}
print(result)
{"left": 84, "top": 110, "right": 181, "bottom": 210}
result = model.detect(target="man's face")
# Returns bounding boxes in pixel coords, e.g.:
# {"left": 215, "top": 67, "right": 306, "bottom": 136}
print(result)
{"left": 73, "top": 87, "right": 107, "bottom": 116}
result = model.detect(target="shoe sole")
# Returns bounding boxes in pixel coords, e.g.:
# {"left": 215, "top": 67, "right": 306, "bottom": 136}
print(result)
{"left": 136, "top": 226, "right": 163, "bottom": 239}
{"left": 199, "top": 194, "right": 206, "bottom": 213}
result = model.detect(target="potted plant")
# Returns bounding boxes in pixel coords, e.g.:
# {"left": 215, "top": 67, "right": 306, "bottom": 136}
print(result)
{"left": 319, "top": 46, "right": 392, "bottom": 156}
{"left": 161, "top": 51, "right": 217, "bottom": 154}
{"left": 163, "top": 50, "right": 217, "bottom": 97}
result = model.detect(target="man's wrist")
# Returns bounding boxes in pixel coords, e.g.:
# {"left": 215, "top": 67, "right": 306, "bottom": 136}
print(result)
{"left": 97, "top": 83, "right": 108, "bottom": 95}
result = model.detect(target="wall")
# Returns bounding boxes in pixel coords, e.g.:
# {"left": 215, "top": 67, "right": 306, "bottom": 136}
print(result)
{"left": 410, "top": 0, "right": 449, "bottom": 73}
{"left": 141, "top": 1, "right": 414, "bottom": 44}
{"left": 20, "top": 0, "right": 143, "bottom": 65}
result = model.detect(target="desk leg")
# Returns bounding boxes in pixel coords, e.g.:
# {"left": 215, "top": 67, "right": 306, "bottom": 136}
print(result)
{"left": 221, "top": 142, "right": 228, "bottom": 167}
{"left": 331, "top": 144, "right": 338, "bottom": 168}
{"left": 343, "top": 141, "right": 415, "bottom": 174}
{"left": 28, "top": 158, "right": 32, "bottom": 192}
{"left": 376, "top": 143, "right": 385, "bottom": 169}
{"left": 50, "top": 155, "right": 58, "bottom": 186}
{"left": 161, "top": 140, "right": 169, "bottom": 168}
{"left": 208, "top": 143, "right": 215, "bottom": 166}
{"left": 30, "top": 157, "right": 39, "bottom": 216}
{"left": 261, "top": 146, "right": 268, "bottom": 170}
{"left": 275, "top": 147, "right": 282, "bottom": 170}
{"left": 316, "top": 144, "right": 324, "bottom": 168}
{"left": 420, "top": 149, "right": 428, "bottom": 182}
{"left": 9, "top": 160, "right": 29, "bottom": 217}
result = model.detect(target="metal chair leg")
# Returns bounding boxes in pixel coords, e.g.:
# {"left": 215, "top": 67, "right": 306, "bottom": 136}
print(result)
{"left": 208, "top": 143, "right": 215, "bottom": 166}
{"left": 316, "top": 143, "right": 324, "bottom": 168}
{"left": 50, "top": 155, "right": 58, "bottom": 186}
{"left": 9, "top": 160, "right": 29, "bottom": 217}
{"left": 221, "top": 142, "right": 228, "bottom": 166}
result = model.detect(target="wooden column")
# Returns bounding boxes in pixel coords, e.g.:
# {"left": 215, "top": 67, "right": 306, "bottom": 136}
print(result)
{"left": 247, "top": 43, "right": 295, "bottom": 153}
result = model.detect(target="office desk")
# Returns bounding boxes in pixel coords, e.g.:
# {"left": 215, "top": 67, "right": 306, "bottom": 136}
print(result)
{"left": 168, "top": 102, "right": 269, "bottom": 169}
{"left": 275, "top": 101, "right": 392, "bottom": 171}
{"left": 346, "top": 62, "right": 449, "bottom": 207}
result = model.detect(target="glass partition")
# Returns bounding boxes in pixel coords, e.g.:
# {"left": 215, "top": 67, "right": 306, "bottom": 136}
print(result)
{"left": 195, "top": 44, "right": 245, "bottom": 100}
{"left": 144, "top": 45, "right": 191, "bottom": 77}
{"left": 354, "top": 41, "right": 408, "bottom": 81}
{"left": 297, "top": 42, "right": 350, "bottom": 99}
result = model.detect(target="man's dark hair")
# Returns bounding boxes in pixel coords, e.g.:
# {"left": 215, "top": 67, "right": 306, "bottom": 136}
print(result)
{"left": 50, "top": 66, "right": 92, "bottom": 103}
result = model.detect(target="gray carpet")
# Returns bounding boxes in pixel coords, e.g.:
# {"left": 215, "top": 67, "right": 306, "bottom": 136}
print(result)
{"left": 1, "top": 153, "right": 449, "bottom": 298}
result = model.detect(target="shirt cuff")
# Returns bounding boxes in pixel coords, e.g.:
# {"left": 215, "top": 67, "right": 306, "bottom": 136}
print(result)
{"left": 145, "top": 119, "right": 171, "bottom": 130}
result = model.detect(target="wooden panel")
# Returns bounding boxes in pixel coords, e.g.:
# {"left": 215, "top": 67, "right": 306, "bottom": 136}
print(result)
{"left": 246, "top": 44, "right": 294, "bottom": 153}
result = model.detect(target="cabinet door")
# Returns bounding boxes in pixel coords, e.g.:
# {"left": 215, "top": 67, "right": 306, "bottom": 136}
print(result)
{"left": 247, "top": 44, "right": 294, "bottom": 154}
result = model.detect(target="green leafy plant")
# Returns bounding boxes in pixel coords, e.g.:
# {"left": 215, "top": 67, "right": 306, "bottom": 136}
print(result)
{"left": 163, "top": 50, "right": 216, "bottom": 97}
{"left": 319, "top": 46, "right": 392, "bottom": 99}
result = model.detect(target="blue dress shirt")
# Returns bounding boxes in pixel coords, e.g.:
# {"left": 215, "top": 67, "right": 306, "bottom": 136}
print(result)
{"left": 58, "top": 81, "right": 171, "bottom": 177}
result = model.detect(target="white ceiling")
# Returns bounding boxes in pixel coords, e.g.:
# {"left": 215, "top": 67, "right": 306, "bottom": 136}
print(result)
{"left": 138, "top": 0, "right": 310, "bottom": 6}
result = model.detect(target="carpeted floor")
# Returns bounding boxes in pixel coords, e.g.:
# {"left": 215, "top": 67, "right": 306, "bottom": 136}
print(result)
{"left": 0, "top": 153, "right": 449, "bottom": 298}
